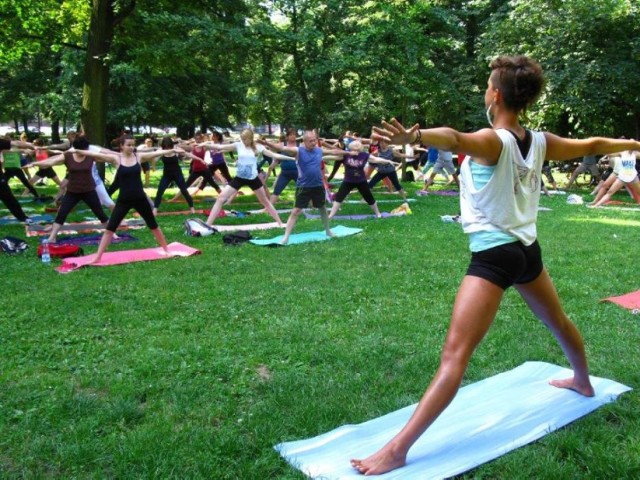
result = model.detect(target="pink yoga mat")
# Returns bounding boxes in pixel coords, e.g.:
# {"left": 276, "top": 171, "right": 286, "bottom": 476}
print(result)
{"left": 56, "top": 242, "right": 201, "bottom": 273}
{"left": 602, "top": 290, "right": 640, "bottom": 311}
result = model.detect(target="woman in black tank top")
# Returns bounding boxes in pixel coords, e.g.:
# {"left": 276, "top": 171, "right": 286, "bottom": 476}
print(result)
{"left": 79, "top": 135, "right": 178, "bottom": 263}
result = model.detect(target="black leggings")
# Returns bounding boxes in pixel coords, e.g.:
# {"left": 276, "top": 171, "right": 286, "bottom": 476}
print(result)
{"left": 185, "top": 170, "right": 221, "bottom": 192}
{"left": 369, "top": 170, "right": 403, "bottom": 192}
{"left": 4, "top": 168, "right": 39, "bottom": 197}
{"left": 0, "top": 177, "right": 28, "bottom": 221}
{"left": 108, "top": 197, "right": 158, "bottom": 232}
{"left": 209, "top": 163, "right": 232, "bottom": 183}
{"left": 154, "top": 171, "right": 193, "bottom": 208}
{"left": 334, "top": 181, "right": 376, "bottom": 205}
{"left": 55, "top": 190, "right": 109, "bottom": 224}
{"left": 327, "top": 160, "right": 344, "bottom": 181}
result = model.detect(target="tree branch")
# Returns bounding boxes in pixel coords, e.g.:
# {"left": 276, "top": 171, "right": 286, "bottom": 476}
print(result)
{"left": 20, "top": 34, "right": 85, "bottom": 51}
{"left": 114, "top": 0, "right": 137, "bottom": 27}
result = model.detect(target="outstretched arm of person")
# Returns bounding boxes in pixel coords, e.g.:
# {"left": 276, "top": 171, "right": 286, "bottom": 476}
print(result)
{"left": 67, "top": 148, "right": 119, "bottom": 165}
{"left": 138, "top": 148, "right": 177, "bottom": 162}
{"left": 24, "top": 153, "right": 66, "bottom": 169}
{"left": 373, "top": 118, "right": 502, "bottom": 164}
{"left": 262, "top": 149, "right": 297, "bottom": 162}
{"left": 201, "top": 142, "right": 237, "bottom": 153}
{"left": 368, "top": 154, "right": 397, "bottom": 165}
{"left": 544, "top": 134, "right": 640, "bottom": 162}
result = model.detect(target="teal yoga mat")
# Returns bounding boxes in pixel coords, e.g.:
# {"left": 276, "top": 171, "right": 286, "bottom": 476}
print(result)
{"left": 250, "top": 225, "right": 362, "bottom": 246}
{"left": 275, "top": 361, "right": 631, "bottom": 479}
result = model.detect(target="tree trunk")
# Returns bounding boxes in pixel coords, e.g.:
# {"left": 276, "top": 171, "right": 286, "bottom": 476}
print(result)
{"left": 81, "top": 0, "right": 116, "bottom": 148}
{"left": 51, "top": 118, "right": 61, "bottom": 144}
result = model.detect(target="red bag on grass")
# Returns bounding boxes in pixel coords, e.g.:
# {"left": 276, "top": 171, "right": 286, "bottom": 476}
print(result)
{"left": 37, "top": 243, "right": 84, "bottom": 258}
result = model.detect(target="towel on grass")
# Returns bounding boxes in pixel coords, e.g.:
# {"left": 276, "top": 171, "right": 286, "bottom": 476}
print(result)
{"left": 26, "top": 218, "right": 145, "bottom": 237}
{"left": 303, "top": 212, "right": 403, "bottom": 221}
{"left": 416, "top": 189, "right": 459, "bottom": 196}
{"left": 214, "top": 222, "right": 283, "bottom": 232}
{"left": 250, "top": 225, "right": 362, "bottom": 246}
{"left": 344, "top": 198, "right": 416, "bottom": 204}
{"left": 602, "top": 290, "right": 640, "bottom": 312}
{"left": 275, "top": 361, "right": 631, "bottom": 480}
{"left": 56, "top": 242, "right": 200, "bottom": 273}
{"left": 0, "top": 214, "right": 53, "bottom": 225}
{"left": 56, "top": 232, "right": 138, "bottom": 246}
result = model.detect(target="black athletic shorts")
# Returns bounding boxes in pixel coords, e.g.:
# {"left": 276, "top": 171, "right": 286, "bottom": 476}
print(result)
{"left": 466, "top": 240, "right": 543, "bottom": 290}
{"left": 229, "top": 176, "right": 263, "bottom": 191}
{"left": 295, "top": 186, "right": 325, "bottom": 209}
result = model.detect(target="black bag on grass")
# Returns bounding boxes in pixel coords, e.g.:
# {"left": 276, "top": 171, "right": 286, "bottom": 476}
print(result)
{"left": 0, "top": 236, "right": 29, "bottom": 254}
{"left": 222, "top": 230, "right": 252, "bottom": 246}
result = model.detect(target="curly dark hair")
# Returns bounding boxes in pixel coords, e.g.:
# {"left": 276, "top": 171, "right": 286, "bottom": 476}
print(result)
{"left": 489, "top": 56, "right": 544, "bottom": 116}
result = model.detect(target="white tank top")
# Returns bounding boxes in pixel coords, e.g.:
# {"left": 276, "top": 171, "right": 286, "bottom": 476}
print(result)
{"left": 459, "top": 129, "right": 547, "bottom": 246}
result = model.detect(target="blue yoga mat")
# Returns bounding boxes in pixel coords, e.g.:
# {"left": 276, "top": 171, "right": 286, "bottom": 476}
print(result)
{"left": 275, "top": 361, "right": 631, "bottom": 479}
{"left": 0, "top": 214, "right": 53, "bottom": 225}
{"left": 250, "top": 225, "right": 362, "bottom": 246}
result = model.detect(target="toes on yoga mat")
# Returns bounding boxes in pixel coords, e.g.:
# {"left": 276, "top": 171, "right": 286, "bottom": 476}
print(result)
{"left": 274, "top": 361, "right": 631, "bottom": 479}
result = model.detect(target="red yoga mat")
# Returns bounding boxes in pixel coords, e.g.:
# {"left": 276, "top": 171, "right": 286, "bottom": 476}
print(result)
{"left": 602, "top": 290, "right": 640, "bottom": 311}
{"left": 56, "top": 242, "right": 201, "bottom": 273}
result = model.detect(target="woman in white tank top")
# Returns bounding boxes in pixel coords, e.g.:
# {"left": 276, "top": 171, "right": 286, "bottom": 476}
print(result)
{"left": 350, "top": 55, "right": 640, "bottom": 476}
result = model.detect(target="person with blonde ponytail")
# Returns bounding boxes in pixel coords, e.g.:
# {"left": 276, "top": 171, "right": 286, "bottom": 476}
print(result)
{"left": 204, "top": 129, "right": 295, "bottom": 227}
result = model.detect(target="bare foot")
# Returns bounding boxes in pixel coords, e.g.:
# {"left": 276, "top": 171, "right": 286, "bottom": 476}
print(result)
{"left": 326, "top": 230, "right": 335, "bottom": 238}
{"left": 90, "top": 254, "right": 102, "bottom": 265}
{"left": 350, "top": 445, "right": 407, "bottom": 476}
{"left": 549, "top": 377, "right": 595, "bottom": 397}
{"left": 153, "top": 208, "right": 158, "bottom": 216}
{"left": 279, "top": 238, "right": 289, "bottom": 245}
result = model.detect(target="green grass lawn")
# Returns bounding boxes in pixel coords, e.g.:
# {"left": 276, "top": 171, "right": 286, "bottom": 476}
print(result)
{"left": 1, "top": 171, "right": 639, "bottom": 479}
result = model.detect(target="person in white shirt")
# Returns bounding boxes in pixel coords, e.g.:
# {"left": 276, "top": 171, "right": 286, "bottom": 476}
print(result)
{"left": 204, "top": 129, "right": 295, "bottom": 227}
{"left": 350, "top": 55, "right": 640, "bottom": 476}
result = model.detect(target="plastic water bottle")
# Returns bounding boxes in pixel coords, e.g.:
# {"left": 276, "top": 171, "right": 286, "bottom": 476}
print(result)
{"left": 41, "top": 239, "right": 51, "bottom": 264}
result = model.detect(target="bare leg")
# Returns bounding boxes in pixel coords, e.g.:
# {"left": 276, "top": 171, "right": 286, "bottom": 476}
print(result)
{"left": 92, "top": 230, "right": 115, "bottom": 263}
{"left": 254, "top": 187, "right": 283, "bottom": 226}
{"left": 47, "top": 223, "right": 63, "bottom": 244}
{"left": 280, "top": 207, "right": 302, "bottom": 244}
{"left": 151, "top": 227, "right": 170, "bottom": 255}
{"left": 319, "top": 205, "right": 333, "bottom": 237}
{"left": 592, "top": 178, "right": 624, "bottom": 207}
{"left": 369, "top": 202, "right": 382, "bottom": 218}
{"left": 514, "top": 269, "right": 594, "bottom": 396}
{"left": 328, "top": 200, "right": 341, "bottom": 219}
{"left": 205, "top": 185, "right": 237, "bottom": 226}
{"left": 589, "top": 174, "right": 617, "bottom": 205}
{"left": 351, "top": 276, "right": 504, "bottom": 475}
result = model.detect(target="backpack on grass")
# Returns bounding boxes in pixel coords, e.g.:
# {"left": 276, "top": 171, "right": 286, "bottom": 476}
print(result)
{"left": 0, "top": 236, "right": 29, "bottom": 254}
{"left": 222, "top": 230, "right": 252, "bottom": 246}
{"left": 37, "top": 243, "right": 83, "bottom": 258}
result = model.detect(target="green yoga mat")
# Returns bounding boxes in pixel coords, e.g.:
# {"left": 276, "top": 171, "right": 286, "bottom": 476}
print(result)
{"left": 250, "top": 225, "right": 362, "bottom": 246}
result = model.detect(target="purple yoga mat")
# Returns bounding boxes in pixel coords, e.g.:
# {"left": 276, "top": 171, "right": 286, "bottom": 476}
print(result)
{"left": 56, "top": 233, "right": 138, "bottom": 246}
{"left": 303, "top": 212, "right": 401, "bottom": 220}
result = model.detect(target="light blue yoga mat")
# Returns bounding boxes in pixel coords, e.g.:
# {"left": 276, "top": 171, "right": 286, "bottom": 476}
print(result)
{"left": 250, "top": 225, "right": 362, "bottom": 246}
{"left": 275, "top": 361, "right": 631, "bottom": 479}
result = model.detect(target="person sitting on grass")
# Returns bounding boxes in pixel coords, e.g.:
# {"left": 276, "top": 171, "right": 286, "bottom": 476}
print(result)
{"left": 349, "top": 54, "right": 640, "bottom": 477}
